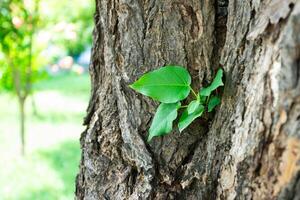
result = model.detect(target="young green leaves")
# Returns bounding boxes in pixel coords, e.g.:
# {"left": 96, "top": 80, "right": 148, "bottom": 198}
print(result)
{"left": 130, "top": 66, "right": 191, "bottom": 103}
{"left": 199, "top": 69, "right": 223, "bottom": 97}
{"left": 148, "top": 102, "right": 181, "bottom": 142}
{"left": 178, "top": 103, "right": 204, "bottom": 132}
{"left": 208, "top": 96, "right": 221, "bottom": 112}
{"left": 130, "top": 66, "right": 224, "bottom": 141}
{"left": 178, "top": 69, "right": 224, "bottom": 132}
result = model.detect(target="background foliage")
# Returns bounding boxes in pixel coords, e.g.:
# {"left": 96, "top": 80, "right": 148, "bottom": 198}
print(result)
{"left": 0, "top": 0, "right": 94, "bottom": 198}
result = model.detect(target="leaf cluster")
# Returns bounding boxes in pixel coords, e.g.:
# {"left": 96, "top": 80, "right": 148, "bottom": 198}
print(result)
{"left": 130, "top": 66, "right": 224, "bottom": 141}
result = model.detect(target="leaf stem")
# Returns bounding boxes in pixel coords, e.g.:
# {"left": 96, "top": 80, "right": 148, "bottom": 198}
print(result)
{"left": 189, "top": 86, "right": 198, "bottom": 99}
{"left": 206, "top": 95, "right": 210, "bottom": 104}
{"left": 180, "top": 105, "right": 188, "bottom": 109}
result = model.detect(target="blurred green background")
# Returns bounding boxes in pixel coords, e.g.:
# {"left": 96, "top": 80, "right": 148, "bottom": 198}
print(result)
{"left": 0, "top": 0, "right": 94, "bottom": 199}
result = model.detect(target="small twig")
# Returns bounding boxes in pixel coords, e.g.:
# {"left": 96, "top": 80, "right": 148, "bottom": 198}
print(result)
{"left": 189, "top": 86, "right": 198, "bottom": 99}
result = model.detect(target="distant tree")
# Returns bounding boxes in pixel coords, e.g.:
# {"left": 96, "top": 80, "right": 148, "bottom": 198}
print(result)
{"left": 0, "top": 0, "right": 41, "bottom": 155}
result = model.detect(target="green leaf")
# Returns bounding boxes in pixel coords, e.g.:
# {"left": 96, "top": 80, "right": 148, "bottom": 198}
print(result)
{"left": 187, "top": 100, "right": 200, "bottom": 114}
{"left": 148, "top": 102, "right": 181, "bottom": 141}
{"left": 178, "top": 104, "right": 204, "bottom": 132}
{"left": 208, "top": 96, "right": 221, "bottom": 112}
{"left": 130, "top": 66, "right": 191, "bottom": 103}
{"left": 200, "top": 68, "right": 224, "bottom": 97}
{"left": 197, "top": 93, "right": 207, "bottom": 104}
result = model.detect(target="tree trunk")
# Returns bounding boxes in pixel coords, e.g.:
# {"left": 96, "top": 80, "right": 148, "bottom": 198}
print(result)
{"left": 19, "top": 98, "right": 26, "bottom": 155}
{"left": 76, "top": 0, "right": 300, "bottom": 199}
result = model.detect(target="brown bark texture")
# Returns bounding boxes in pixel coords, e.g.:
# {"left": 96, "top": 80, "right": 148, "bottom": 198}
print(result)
{"left": 76, "top": 0, "right": 300, "bottom": 199}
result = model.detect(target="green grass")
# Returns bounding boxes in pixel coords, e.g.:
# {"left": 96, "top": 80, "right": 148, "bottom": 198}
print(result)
{"left": 0, "top": 73, "right": 90, "bottom": 200}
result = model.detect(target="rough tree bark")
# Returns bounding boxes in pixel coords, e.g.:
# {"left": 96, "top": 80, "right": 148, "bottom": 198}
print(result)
{"left": 76, "top": 0, "right": 300, "bottom": 199}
